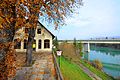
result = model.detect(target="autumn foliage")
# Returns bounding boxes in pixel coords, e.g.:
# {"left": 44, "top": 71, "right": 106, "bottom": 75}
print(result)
{"left": 0, "top": 0, "right": 82, "bottom": 79}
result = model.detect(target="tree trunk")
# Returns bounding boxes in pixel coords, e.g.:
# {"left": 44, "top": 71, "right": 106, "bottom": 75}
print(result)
{"left": 25, "top": 7, "right": 39, "bottom": 66}
{"left": 26, "top": 28, "right": 35, "bottom": 66}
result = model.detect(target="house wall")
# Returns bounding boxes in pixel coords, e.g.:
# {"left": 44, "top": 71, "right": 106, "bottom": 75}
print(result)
{"left": 14, "top": 23, "right": 53, "bottom": 53}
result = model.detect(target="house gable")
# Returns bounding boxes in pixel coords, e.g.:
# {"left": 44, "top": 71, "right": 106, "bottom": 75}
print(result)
{"left": 37, "top": 21, "right": 55, "bottom": 39}
{"left": 14, "top": 21, "right": 55, "bottom": 53}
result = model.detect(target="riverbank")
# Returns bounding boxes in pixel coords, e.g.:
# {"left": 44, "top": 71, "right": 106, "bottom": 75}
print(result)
{"left": 58, "top": 42, "right": 115, "bottom": 80}
{"left": 80, "top": 59, "right": 115, "bottom": 80}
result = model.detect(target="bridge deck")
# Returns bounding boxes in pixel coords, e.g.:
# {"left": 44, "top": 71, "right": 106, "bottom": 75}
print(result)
{"left": 59, "top": 39, "right": 120, "bottom": 44}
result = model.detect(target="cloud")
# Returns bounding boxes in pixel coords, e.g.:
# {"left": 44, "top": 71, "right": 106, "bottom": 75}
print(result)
{"left": 65, "top": 15, "right": 92, "bottom": 27}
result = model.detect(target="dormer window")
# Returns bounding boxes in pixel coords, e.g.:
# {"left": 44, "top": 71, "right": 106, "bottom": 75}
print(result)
{"left": 37, "top": 28, "right": 41, "bottom": 34}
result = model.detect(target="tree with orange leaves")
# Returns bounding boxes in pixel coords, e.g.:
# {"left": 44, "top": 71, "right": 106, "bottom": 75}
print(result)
{"left": 0, "top": 0, "right": 82, "bottom": 79}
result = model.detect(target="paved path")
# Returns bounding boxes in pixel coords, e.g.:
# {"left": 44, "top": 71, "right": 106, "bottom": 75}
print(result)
{"left": 79, "top": 63, "right": 102, "bottom": 80}
{"left": 15, "top": 53, "right": 57, "bottom": 80}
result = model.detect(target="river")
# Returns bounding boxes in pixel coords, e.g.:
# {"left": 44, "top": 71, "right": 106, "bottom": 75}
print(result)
{"left": 83, "top": 46, "right": 120, "bottom": 78}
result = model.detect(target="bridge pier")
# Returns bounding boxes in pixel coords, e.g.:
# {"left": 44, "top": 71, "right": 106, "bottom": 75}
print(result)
{"left": 83, "top": 43, "right": 90, "bottom": 52}
{"left": 82, "top": 43, "right": 90, "bottom": 61}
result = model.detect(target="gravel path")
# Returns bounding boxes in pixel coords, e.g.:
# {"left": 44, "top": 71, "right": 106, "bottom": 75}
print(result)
{"left": 15, "top": 53, "right": 57, "bottom": 80}
{"left": 79, "top": 63, "right": 102, "bottom": 80}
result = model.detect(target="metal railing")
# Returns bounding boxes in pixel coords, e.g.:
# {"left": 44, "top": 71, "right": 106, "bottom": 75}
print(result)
{"left": 52, "top": 51, "right": 64, "bottom": 80}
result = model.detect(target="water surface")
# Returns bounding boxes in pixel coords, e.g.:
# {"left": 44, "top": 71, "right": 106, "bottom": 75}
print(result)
{"left": 84, "top": 46, "right": 120, "bottom": 78}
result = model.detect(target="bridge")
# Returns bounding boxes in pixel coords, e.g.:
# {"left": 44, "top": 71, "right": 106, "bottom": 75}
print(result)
{"left": 59, "top": 39, "right": 120, "bottom": 52}
{"left": 59, "top": 39, "right": 120, "bottom": 44}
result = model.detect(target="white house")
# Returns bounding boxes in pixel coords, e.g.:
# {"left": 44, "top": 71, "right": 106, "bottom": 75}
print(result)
{"left": 14, "top": 21, "right": 55, "bottom": 53}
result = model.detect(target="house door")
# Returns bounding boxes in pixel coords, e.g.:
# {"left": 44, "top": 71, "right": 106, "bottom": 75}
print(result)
{"left": 33, "top": 39, "right": 36, "bottom": 51}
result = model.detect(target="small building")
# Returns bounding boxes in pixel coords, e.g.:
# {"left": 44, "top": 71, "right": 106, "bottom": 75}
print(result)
{"left": 14, "top": 21, "right": 55, "bottom": 53}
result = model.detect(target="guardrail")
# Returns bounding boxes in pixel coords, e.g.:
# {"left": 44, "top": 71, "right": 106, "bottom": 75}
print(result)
{"left": 52, "top": 51, "right": 64, "bottom": 80}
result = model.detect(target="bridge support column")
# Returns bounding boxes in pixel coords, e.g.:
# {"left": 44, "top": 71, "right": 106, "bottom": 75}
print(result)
{"left": 83, "top": 43, "right": 90, "bottom": 61}
{"left": 83, "top": 43, "right": 90, "bottom": 52}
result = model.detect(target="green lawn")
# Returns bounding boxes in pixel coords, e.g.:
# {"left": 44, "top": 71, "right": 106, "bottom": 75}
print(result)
{"left": 59, "top": 56, "right": 92, "bottom": 80}
{"left": 80, "top": 60, "right": 115, "bottom": 80}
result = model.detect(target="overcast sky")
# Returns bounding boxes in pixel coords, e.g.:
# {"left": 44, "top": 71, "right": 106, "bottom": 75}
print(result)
{"left": 43, "top": 0, "right": 120, "bottom": 40}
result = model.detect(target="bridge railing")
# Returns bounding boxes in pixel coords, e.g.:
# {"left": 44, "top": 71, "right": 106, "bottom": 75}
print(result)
{"left": 52, "top": 51, "right": 64, "bottom": 80}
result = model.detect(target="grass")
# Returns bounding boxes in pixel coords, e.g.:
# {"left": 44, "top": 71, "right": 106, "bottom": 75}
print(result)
{"left": 59, "top": 56, "right": 92, "bottom": 80}
{"left": 80, "top": 60, "right": 115, "bottom": 80}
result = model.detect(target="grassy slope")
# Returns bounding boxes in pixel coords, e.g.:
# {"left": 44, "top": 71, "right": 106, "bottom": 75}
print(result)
{"left": 60, "top": 56, "right": 92, "bottom": 80}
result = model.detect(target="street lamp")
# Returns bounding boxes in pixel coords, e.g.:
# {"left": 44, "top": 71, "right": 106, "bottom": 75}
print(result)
{"left": 56, "top": 50, "right": 62, "bottom": 67}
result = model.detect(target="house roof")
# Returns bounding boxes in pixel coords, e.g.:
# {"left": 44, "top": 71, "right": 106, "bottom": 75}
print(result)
{"left": 38, "top": 21, "right": 55, "bottom": 39}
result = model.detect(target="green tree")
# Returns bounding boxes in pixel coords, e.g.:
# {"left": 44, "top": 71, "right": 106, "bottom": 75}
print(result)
{"left": 73, "top": 38, "right": 78, "bottom": 54}
{"left": 53, "top": 36, "right": 59, "bottom": 50}
{"left": 73, "top": 38, "right": 77, "bottom": 48}
{"left": 77, "top": 42, "right": 83, "bottom": 57}
{"left": 73, "top": 38, "right": 83, "bottom": 56}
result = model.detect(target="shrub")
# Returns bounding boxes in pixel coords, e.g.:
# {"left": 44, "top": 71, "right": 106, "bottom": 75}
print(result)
{"left": 92, "top": 59, "right": 103, "bottom": 70}
{"left": 80, "top": 52, "right": 84, "bottom": 57}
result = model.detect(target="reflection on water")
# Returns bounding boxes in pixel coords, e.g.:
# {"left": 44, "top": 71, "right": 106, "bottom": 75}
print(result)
{"left": 84, "top": 46, "right": 120, "bottom": 78}
{"left": 103, "top": 67, "right": 120, "bottom": 77}
{"left": 91, "top": 46, "right": 120, "bottom": 57}
{"left": 83, "top": 52, "right": 89, "bottom": 61}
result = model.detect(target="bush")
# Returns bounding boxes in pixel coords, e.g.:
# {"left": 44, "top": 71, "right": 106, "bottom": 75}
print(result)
{"left": 58, "top": 43, "right": 80, "bottom": 61}
{"left": 80, "top": 52, "right": 84, "bottom": 57}
{"left": 91, "top": 59, "right": 103, "bottom": 70}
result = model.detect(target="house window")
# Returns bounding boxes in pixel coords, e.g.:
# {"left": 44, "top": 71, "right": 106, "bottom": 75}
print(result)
{"left": 37, "top": 28, "right": 41, "bottom": 34}
{"left": 39, "top": 40, "right": 41, "bottom": 49}
{"left": 25, "top": 28, "right": 28, "bottom": 33}
{"left": 44, "top": 39, "right": 50, "bottom": 48}
{"left": 14, "top": 39, "right": 21, "bottom": 49}
{"left": 24, "top": 39, "right": 27, "bottom": 49}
